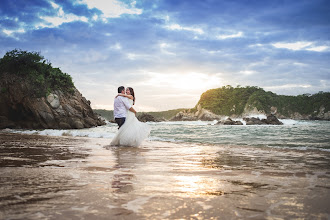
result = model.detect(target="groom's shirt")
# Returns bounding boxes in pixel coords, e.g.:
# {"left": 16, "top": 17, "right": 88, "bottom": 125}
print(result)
{"left": 113, "top": 96, "right": 132, "bottom": 119}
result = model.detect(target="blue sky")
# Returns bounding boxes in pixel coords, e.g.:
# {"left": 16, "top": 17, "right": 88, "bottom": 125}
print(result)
{"left": 1, "top": 0, "right": 329, "bottom": 111}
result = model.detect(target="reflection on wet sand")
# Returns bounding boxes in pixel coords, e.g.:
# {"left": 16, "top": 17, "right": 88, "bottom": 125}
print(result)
{"left": 0, "top": 132, "right": 329, "bottom": 219}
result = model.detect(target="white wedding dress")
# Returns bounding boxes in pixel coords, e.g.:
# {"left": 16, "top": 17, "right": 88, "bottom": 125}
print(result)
{"left": 110, "top": 99, "right": 151, "bottom": 147}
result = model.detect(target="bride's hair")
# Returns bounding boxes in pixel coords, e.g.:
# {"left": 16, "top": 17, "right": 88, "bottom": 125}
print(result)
{"left": 128, "top": 87, "right": 135, "bottom": 105}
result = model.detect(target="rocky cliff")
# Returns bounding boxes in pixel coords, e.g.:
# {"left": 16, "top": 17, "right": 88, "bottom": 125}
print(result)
{"left": 197, "top": 86, "right": 330, "bottom": 120}
{"left": 0, "top": 73, "right": 105, "bottom": 129}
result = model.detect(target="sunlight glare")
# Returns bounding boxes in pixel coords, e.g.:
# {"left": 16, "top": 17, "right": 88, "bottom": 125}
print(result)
{"left": 145, "top": 72, "right": 222, "bottom": 92}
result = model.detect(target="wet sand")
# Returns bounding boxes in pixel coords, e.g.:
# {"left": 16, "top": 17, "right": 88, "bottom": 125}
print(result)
{"left": 0, "top": 132, "right": 329, "bottom": 219}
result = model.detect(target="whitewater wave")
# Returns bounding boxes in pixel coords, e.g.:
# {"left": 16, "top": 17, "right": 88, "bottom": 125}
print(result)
{"left": 2, "top": 119, "right": 308, "bottom": 139}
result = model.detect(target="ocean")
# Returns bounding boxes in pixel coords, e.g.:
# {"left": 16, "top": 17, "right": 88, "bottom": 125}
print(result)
{"left": 5, "top": 116, "right": 330, "bottom": 152}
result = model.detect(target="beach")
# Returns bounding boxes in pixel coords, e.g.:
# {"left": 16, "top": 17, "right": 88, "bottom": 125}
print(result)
{"left": 1, "top": 131, "right": 329, "bottom": 219}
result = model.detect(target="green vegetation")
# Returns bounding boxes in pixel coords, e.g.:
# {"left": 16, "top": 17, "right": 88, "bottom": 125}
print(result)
{"left": 94, "top": 109, "right": 114, "bottom": 121}
{"left": 139, "top": 108, "right": 188, "bottom": 120}
{"left": 0, "top": 49, "right": 74, "bottom": 97}
{"left": 94, "top": 108, "right": 187, "bottom": 121}
{"left": 197, "top": 85, "right": 330, "bottom": 117}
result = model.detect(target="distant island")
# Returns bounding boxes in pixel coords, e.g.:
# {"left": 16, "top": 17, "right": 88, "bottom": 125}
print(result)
{"left": 97, "top": 85, "right": 330, "bottom": 122}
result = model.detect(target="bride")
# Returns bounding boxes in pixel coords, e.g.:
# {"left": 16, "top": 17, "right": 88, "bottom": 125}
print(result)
{"left": 110, "top": 87, "right": 151, "bottom": 147}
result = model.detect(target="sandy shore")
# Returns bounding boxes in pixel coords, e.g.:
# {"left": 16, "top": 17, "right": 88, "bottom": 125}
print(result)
{"left": 0, "top": 132, "right": 329, "bottom": 219}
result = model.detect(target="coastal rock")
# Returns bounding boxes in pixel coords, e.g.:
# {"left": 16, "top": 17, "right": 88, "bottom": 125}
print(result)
{"left": 0, "top": 116, "right": 16, "bottom": 129}
{"left": 137, "top": 113, "right": 160, "bottom": 122}
{"left": 244, "top": 117, "right": 267, "bottom": 125}
{"left": 270, "top": 106, "right": 277, "bottom": 114}
{"left": 263, "top": 114, "right": 283, "bottom": 125}
{"left": 170, "top": 104, "right": 221, "bottom": 121}
{"left": 197, "top": 108, "right": 221, "bottom": 121}
{"left": 244, "top": 115, "right": 283, "bottom": 125}
{"left": 315, "top": 106, "right": 330, "bottom": 120}
{"left": 0, "top": 73, "right": 106, "bottom": 129}
{"left": 47, "top": 93, "right": 60, "bottom": 109}
{"left": 242, "top": 106, "right": 265, "bottom": 117}
{"left": 170, "top": 111, "right": 196, "bottom": 121}
{"left": 216, "top": 118, "right": 243, "bottom": 125}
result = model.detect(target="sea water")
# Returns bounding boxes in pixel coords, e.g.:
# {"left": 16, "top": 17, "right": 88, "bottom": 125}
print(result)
{"left": 5, "top": 118, "right": 330, "bottom": 151}
{"left": 1, "top": 118, "right": 330, "bottom": 219}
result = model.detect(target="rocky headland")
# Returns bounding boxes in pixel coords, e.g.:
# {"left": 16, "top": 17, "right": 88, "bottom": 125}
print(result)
{"left": 0, "top": 73, "right": 105, "bottom": 129}
{"left": 170, "top": 104, "right": 283, "bottom": 125}
{"left": 0, "top": 50, "right": 105, "bottom": 129}
{"left": 168, "top": 84, "right": 330, "bottom": 123}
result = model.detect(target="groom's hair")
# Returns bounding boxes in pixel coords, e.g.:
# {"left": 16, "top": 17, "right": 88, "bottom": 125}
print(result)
{"left": 118, "top": 86, "right": 125, "bottom": 93}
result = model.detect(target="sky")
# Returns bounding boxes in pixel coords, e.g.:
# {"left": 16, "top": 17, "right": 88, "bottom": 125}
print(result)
{"left": 0, "top": 0, "right": 329, "bottom": 111}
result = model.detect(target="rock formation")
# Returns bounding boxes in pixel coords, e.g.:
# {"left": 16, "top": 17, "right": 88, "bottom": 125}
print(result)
{"left": 243, "top": 114, "right": 283, "bottom": 125}
{"left": 137, "top": 113, "right": 163, "bottom": 122}
{"left": 0, "top": 73, "right": 105, "bottom": 129}
{"left": 216, "top": 118, "right": 243, "bottom": 125}
{"left": 170, "top": 104, "right": 221, "bottom": 121}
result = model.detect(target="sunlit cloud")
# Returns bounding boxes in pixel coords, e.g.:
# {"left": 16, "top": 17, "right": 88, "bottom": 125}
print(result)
{"left": 271, "top": 41, "right": 330, "bottom": 52}
{"left": 165, "top": 23, "right": 204, "bottom": 35}
{"left": 143, "top": 71, "right": 222, "bottom": 91}
{"left": 159, "top": 42, "right": 176, "bottom": 55}
{"left": 217, "top": 31, "right": 243, "bottom": 40}
{"left": 3, "top": 28, "right": 25, "bottom": 37}
{"left": 92, "top": 104, "right": 113, "bottom": 110}
{"left": 264, "top": 84, "right": 312, "bottom": 90}
{"left": 77, "top": 0, "right": 142, "bottom": 18}
{"left": 110, "top": 43, "right": 122, "bottom": 50}
{"left": 239, "top": 70, "right": 256, "bottom": 75}
{"left": 272, "top": 41, "right": 312, "bottom": 50}
{"left": 306, "top": 46, "right": 330, "bottom": 52}
{"left": 127, "top": 53, "right": 137, "bottom": 60}
{"left": 38, "top": 1, "right": 88, "bottom": 28}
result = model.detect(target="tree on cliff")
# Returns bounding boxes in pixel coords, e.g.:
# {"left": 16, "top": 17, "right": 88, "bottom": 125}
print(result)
{"left": 197, "top": 85, "right": 330, "bottom": 118}
{"left": 0, "top": 49, "right": 74, "bottom": 97}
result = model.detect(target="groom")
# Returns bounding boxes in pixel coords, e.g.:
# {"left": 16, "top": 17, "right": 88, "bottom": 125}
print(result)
{"left": 113, "top": 86, "right": 136, "bottom": 128}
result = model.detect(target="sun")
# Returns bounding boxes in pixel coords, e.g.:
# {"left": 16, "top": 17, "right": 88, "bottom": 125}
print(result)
{"left": 144, "top": 71, "right": 222, "bottom": 92}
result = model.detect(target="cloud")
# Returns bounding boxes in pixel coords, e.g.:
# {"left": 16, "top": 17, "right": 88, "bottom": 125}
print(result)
{"left": 272, "top": 41, "right": 330, "bottom": 52}
{"left": 77, "top": 0, "right": 142, "bottom": 19}
{"left": 306, "top": 46, "right": 330, "bottom": 52}
{"left": 165, "top": 23, "right": 204, "bottom": 35}
{"left": 2, "top": 28, "right": 25, "bottom": 37}
{"left": 37, "top": 1, "right": 88, "bottom": 29}
{"left": 217, "top": 31, "right": 243, "bottom": 40}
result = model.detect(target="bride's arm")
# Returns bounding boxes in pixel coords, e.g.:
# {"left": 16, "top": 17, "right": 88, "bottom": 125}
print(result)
{"left": 116, "top": 93, "right": 134, "bottom": 100}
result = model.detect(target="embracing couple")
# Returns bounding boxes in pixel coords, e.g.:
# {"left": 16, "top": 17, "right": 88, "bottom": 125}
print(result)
{"left": 110, "top": 86, "right": 151, "bottom": 147}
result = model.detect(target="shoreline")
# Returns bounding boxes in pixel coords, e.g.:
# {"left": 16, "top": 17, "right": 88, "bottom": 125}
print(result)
{"left": 1, "top": 132, "right": 329, "bottom": 219}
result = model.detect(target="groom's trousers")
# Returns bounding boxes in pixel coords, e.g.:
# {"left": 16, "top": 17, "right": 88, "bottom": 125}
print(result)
{"left": 115, "top": 117, "right": 126, "bottom": 129}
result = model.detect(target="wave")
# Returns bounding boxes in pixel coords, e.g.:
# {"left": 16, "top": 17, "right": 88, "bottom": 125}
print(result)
{"left": 2, "top": 120, "right": 327, "bottom": 152}
{"left": 3, "top": 126, "right": 117, "bottom": 139}
{"left": 2, "top": 119, "right": 310, "bottom": 138}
